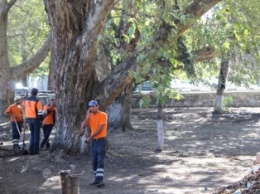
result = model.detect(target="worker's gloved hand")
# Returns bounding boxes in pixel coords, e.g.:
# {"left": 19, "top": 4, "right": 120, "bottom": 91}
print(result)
{"left": 84, "top": 137, "right": 91, "bottom": 144}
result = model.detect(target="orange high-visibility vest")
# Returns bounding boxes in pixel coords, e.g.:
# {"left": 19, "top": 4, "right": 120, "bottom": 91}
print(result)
{"left": 22, "top": 96, "right": 42, "bottom": 119}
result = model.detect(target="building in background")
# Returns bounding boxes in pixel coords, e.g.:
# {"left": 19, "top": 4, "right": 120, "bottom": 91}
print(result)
{"left": 15, "top": 75, "right": 48, "bottom": 95}
{"left": 28, "top": 75, "right": 48, "bottom": 91}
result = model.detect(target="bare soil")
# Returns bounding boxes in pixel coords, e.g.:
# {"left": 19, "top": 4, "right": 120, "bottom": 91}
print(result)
{"left": 0, "top": 107, "right": 260, "bottom": 194}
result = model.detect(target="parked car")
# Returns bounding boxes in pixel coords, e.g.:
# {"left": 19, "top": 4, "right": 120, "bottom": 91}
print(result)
{"left": 37, "top": 93, "right": 50, "bottom": 106}
{"left": 171, "top": 80, "right": 194, "bottom": 92}
{"left": 134, "top": 81, "right": 154, "bottom": 94}
{"left": 15, "top": 87, "right": 29, "bottom": 97}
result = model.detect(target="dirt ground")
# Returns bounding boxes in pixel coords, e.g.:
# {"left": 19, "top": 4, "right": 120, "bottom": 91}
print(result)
{"left": 0, "top": 107, "right": 260, "bottom": 194}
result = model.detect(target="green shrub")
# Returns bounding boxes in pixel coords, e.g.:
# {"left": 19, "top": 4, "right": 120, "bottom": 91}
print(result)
{"left": 223, "top": 96, "right": 233, "bottom": 110}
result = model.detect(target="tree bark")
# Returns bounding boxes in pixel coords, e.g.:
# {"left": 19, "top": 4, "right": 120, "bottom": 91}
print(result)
{"left": 0, "top": 2, "right": 13, "bottom": 122}
{"left": 47, "top": 50, "right": 55, "bottom": 91}
{"left": 44, "top": 0, "right": 116, "bottom": 152}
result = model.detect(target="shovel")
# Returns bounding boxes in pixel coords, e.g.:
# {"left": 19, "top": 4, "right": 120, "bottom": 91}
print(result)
{"left": 13, "top": 117, "right": 28, "bottom": 155}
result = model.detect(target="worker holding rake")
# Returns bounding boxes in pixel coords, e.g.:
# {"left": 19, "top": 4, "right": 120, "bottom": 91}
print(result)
{"left": 4, "top": 96, "right": 24, "bottom": 150}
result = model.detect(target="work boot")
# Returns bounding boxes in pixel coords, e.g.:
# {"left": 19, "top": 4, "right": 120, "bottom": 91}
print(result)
{"left": 40, "top": 142, "right": 44, "bottom": 150}
{"left": 96, "top": 181, "right": 105, "bottom": 188}
{"left": 13, "top": 144, "right": 20, "bottom": 150}
{"left": 89, "top": 180, "right": 99, "bottom": 186}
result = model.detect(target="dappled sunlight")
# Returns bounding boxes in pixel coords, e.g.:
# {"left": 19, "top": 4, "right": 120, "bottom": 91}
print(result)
{"left": 103, "top": 154, "right": 254, "bottom": 193}
{"left": 20, "top": 165, "right": 28, "bottom": 173}
{"left": 164, "top": 135, "right": 176, "bottom": 140}
{"left": 162, "top": 108, "right": 260, "bottom": 157}
{"left": 1, "top": 108, "right": 259, "bottom": 193}
{"left": 39, "top": 175, "right": 61, "bottom": 192}
{"left": 8, "top": 157, "right": 20, "bottom": 162}
{"left": 1, "top": 141, "right": 12, "bottom": 147}
{"left": 109, "top": 174, "right": 140, "bottom": 182}
{"left": 143, "top": 155, "right": 254, "bottom": 192}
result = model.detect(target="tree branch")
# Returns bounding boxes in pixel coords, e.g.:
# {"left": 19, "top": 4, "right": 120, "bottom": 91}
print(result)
{"left": 10, "top": 33, "right": 52, "bottom": 80}
{"left": 178, "top": 0, "right": 222, "bottom": 36}
{"left": 97, "top": 0, "right": 221, "bottom": 107}
{"left": 80, "top": 0, "right": 116, "bottom": 70}
{"left": 7, "top": 0, "right": 16, "bottom": 7}
{"left": 96, "top": 53, "right": 137, "bottom": 109}
{"left": 192, "top": 47, "right": 218, "bottom": 62}
{"left": 0, "top": 0, "right": 16, "bottom": 13}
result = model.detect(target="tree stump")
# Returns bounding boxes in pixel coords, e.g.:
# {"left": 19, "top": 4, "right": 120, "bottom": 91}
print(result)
{"left": 68, "top": 174, "right": 79, "bottom": 194}
{"left": 60, "top": 170, "right": 71, "bottom": 194}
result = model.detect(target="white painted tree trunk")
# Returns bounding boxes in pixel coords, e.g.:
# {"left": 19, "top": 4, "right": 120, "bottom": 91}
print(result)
{"left": 155, "top": 102, "right": 164, "bottom": 151}
{"left": 156, "top": 119, "right": 164, "bottom": 151}
{"left": 214, "top": 94, "right": 223, "bottom": 113}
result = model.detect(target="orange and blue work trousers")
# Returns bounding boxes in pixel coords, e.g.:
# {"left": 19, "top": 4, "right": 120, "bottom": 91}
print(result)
{"left": 90, "top": 138, "right": 106, "bottom": 182}
{"left": 27, "top": 118, "right": 41, "bottom": 155}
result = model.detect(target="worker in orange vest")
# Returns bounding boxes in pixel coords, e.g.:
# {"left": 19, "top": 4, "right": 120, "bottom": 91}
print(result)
{"left": 22, "top": 88, "right": 42, "bottom": 155}
{"left": 4, "top": 96, "right": 23, "bottom": 150}
{"left": 41, "top": 97, "right": 56, "bottom": 150}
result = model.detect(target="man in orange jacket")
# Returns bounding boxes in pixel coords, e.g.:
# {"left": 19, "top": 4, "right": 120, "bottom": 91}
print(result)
{"left": 4, "top": 96, "right": 23, "bottom": 150}
{"left": 41, "top": 98, "right": 56, "bottom": 150}
{"left": 80, "top": 100, "right": 107, "bottom": 188}
{"left": 22, "top": 88, "right": 42, "bottom": 155}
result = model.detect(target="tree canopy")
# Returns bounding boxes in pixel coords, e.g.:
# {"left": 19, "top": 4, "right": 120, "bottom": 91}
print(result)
{"left": 186, "top": 0, "right": 260, "bottom": 86}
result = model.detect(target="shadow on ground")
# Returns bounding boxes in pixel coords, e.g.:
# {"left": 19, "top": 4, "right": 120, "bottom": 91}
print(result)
{"left": 0, "top": 107, "right": 259, "bottom": 194}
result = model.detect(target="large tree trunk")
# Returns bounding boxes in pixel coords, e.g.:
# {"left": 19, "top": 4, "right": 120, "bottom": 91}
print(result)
{"left": 214, "top": 59, "right": 230, "bottom": 113}
{"left": 44, "top": 0, "right": 116, "bottom": 153}
{"left": 0, "top": 2, "right": 13, "bottom": 122}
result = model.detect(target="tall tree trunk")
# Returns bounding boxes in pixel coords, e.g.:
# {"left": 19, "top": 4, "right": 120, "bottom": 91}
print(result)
{"left": 44, "top": 0, "right": 116, "bottom": 153}
{"left": 0, "top": 1, "right": 16, "bottom": 122}
{"left": 214, "top": 58, "right": 230, "bottom": 113}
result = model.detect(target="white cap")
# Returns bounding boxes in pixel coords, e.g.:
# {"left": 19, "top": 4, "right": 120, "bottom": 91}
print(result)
{"left": 14, "top": 96, "right": 21, "bottom": 102}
